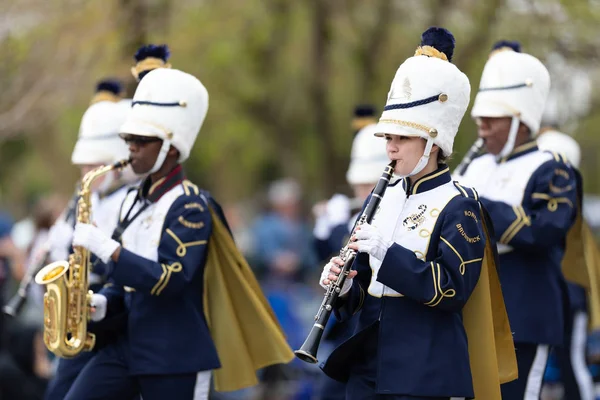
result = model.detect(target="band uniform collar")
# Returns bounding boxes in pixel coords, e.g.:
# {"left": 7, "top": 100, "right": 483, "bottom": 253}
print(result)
{"left": 402, "top": 164, "right": 451, "bottom": 196}
{"left": 140, "top": 164, "right": 185, "bottom": 203}
{"left": 498, "top": 140, "right": 538, "bottom": 164}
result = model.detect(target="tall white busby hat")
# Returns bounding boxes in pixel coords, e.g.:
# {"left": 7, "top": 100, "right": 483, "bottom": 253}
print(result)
{"left": 537, "top": 128, "right": 581, "bottom": 168}
{"left": 71, "top": 80, "right": 131, "bottom": 165}
{"left": 119, "top": 68, "right": 209, "bottom": 173}
{"left": 471, "top": 40, "right": 551, "bottom": 157}
{"left": 346, "top": 123, "right": 389, "bottom": 185}
{"left": 375, "top": 27, "right": 470, "bottom": 176}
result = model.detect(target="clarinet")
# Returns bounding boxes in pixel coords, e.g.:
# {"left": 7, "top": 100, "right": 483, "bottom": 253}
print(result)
{"left": 454, "top": 138, "right": 485, "bottom": 177}
{"left": 294, "top": 160, "right": 396, "bottom": 364}
{"left": 2, "top": 188, "right": 78, "bottom": 317}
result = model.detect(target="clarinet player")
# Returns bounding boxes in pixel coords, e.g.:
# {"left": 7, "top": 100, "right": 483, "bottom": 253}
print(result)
{"left": 318, "top": 27, "right": 517, "bottom": 400}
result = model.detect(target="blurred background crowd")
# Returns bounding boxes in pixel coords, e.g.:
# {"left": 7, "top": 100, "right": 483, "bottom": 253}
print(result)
{"left": 2, "top": 0, "right": 600, "bottom": 399}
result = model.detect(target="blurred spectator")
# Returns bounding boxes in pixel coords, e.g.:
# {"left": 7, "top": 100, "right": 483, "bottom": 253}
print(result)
{"left": 248, "top": 179, "right": 322, "bottom": 398}
{"left": 0, "top": 322, "right": 50, "bottom": 400}
{"left": 251, "top": 178, "right": 318, "bottom": 282}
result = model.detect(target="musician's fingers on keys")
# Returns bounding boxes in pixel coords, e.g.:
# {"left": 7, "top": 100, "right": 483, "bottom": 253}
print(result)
{"left": 320, "top": 257, "right": 357, "bottom": 287}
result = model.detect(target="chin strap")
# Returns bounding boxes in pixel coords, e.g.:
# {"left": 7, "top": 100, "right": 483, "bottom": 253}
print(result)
{"left": 497, "top": 116, "right": 520, "bottom": 161}
{"left": 399, "top": 137, "right": 434, "bottom": 178}
{"left": 148, "top": 139, "right": 171, "bottom": 174}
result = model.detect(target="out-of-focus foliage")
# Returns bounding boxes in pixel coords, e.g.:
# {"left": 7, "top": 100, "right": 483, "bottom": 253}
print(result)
{"left": 1, "top": 0, "right": 600, "bottom": 217}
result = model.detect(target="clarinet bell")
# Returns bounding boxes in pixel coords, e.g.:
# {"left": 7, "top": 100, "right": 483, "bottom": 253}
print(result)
{"left": 294, "top": 324, "right": 325, "bottom": 364}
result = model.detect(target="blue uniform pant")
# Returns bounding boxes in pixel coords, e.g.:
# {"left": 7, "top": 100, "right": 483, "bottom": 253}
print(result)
{"left": 555, "top": 310, "right": 595, "bottom": 400}
{"left": 344, "top": 326, "right": 460, "bottom": 400}
{"left": 64, "top": 339, "right": 210, "bottom": 400}
{"left": 501, "top": 342, "right": 550, "bottom": 400}
{"left": 44, "top": 352, "right": 95, "bottom": 400}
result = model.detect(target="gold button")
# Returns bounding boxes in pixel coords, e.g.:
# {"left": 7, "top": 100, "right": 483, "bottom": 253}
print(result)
{"left": 429, "top": 128, "right": 438, "bottom": 138}
{"left": 179, "top": 101, "right": 187, "bottom": 107}
{"left": 525, "top": 79, "right": 533, "bottom": 87}
{"left": 438, "top": 93, "right": 448, "bottom": 102}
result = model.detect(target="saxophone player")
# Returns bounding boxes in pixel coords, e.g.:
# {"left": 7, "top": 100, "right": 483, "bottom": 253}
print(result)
{"left": 66, "top": 67, "right": 292, "bottom": 400}
{"left": 319, "top": 27, "right": 516, "bottom": 400}
{"left": 43, "top": 80, "right": 137, "bottom": 400}
{"left": 456, "top": 42, "right": 578, "bottom": 399}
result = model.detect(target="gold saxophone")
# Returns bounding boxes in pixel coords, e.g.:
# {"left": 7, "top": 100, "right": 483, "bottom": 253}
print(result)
{"left": 35, "top": 159, "right": 130, "bottom": 358}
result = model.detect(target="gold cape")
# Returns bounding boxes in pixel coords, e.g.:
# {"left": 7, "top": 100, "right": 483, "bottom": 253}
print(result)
{"left": 582, "top": 221, "right": 600, "bottom": 329}
{"left": 203, "top": 206, "right": 294, "bottom": 392}
{"left": 461, "top": 208, "right": 518, "bottom": 399}
{"left": 562, "top": 209, "right": 600, "bottom": 330}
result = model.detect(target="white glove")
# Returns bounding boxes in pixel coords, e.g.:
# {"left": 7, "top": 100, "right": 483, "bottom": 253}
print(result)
{"left": 48, "top": 221, "right": 74, "bottom": 261}
{"left": 353, "top": 223, "right": 392, "bottom": 261}
{"left": 72, "top": 223, "right": 120, "bottom": 264}
{"left": 90, "top": 293, "right": 107, "bottom": 322}
{"left": 319, "top": 257, "right": 353, "bottom": 296}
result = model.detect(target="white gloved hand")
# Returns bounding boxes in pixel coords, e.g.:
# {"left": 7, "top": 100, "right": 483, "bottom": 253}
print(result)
{"left": 48, "top": 221, "right": 75, "bottom": 261}
{"left": 319, "top": 257, "right": 354, "bottom": 296}
{"left": 352, "top": 223, "right": 392, "bottom": 261}
{"left": 90, "top": 294, "right": 107, "bottom": 322}
{"left": 72, "top": 223, "right": 120, "bottom": 264}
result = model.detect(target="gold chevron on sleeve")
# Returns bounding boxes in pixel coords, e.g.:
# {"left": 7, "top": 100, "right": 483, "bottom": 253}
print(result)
{"left": 151, "top": 263, "right": 168, "bottom": 295}
{"left": 429, "top": 263, "right": 456, "bottom": 307}
{"left": 502, "top": 206, "right": 531, "bottom": 245}
{"left": 154, "top": 262, "right": 183, "bottom": 296}
{"left": 499, "top": 206, "right": 523, "bottom": 244}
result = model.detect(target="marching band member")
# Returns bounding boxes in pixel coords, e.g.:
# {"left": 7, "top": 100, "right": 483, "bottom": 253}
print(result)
{"left": 47, "top": 43, "right": 174, "bottom": 400}
{"left": 320, "top": 27, "right": 516, "bottom": 400}
{"left": 43, "top": 79, "right": 136, "bottom": 400}
{"left": 457, "top": 42, "right": 579, "bottom": 399}
{"left": 65, "top": 67, "right": 293, "bottom": 400}
{"left": 537, "top": 128, "right": 596, "bottom": 400}
{"left": 314, "top": 116, "right": 389, "bottom": 400}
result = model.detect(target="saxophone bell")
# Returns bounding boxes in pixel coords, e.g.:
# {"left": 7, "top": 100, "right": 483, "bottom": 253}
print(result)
{"left": 35, "top": 160, "right": 127, "bottom": 358}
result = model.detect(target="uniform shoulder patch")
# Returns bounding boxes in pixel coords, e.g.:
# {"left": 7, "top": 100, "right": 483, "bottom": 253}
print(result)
{"left": 542, "top": 150, "right": 569, "bottom": 165}
{"left": 170, "top": 183, "right": 210, "bottom": 229}
{"left": 181, "top": 179, "right": 200, "bottom": 196}
{"left": 453, "top": 181, "right": 479, "bottom": 200}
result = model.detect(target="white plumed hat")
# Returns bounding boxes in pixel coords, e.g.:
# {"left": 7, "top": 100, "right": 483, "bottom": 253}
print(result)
{"left": 119, "top": 68, "right": 209, "bottom": 172}
{"left": 375, "top": 27, "right": 471, "bottom": 158}
{"left": 471, "top": 44, "right": 550, "bottom": 136}
{"left": 71, "top": 98, "right": 131, "bottom": 165}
